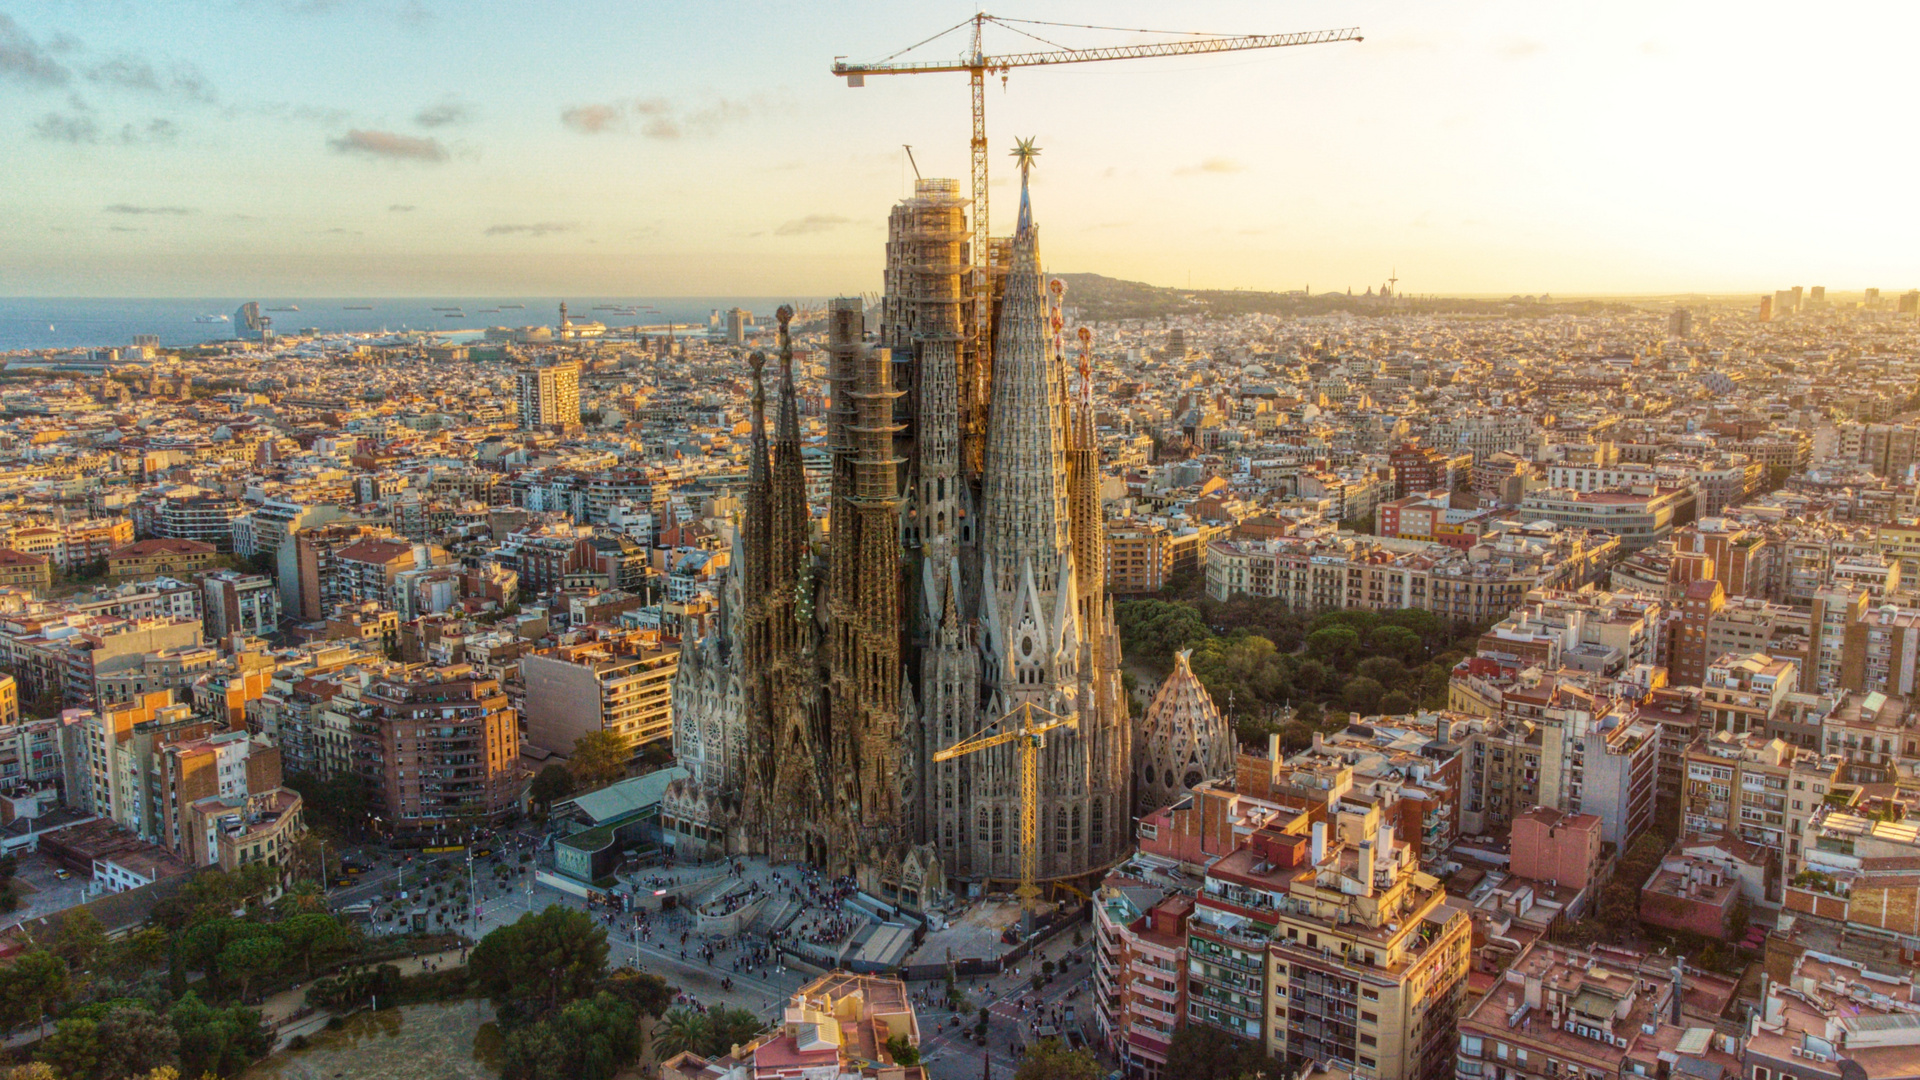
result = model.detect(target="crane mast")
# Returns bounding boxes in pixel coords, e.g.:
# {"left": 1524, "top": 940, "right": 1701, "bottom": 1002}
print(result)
{"left": 931, "top": 701, "right": 1077, "bottom": 912}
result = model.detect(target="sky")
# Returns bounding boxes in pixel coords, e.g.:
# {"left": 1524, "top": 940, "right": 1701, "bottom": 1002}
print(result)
{"left": 1, "top": 0, "right": 1916, "bottom": 298}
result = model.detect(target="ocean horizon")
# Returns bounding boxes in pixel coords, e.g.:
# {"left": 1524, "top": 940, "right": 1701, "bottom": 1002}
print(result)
{"left": 0, "top": 297, "right": 824, "bottom": 353}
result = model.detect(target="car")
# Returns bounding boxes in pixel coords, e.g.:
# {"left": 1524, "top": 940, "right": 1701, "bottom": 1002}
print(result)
{"left": 53, "top": 868, "right": 72, "bottom": 880}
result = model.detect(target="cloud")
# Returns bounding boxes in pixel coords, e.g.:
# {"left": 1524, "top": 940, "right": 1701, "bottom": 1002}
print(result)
{"left": 1500, "top": 38, "right": 1546, "bottom": 59}
{"left": 1175, "top": 157, "right": 1245, "bottom": 175}
{"left": 327, "top": 128, "right": 448, "bottom": 162}
{"left": 86, "top": 54, "right": 216, "bottom": 102}
{"left": 561, "top": 103, "right": 624, "bottom": 134}
{"left": 560, "top": 95, "right": 760, "bottom": 139}
{"left": 46, "top": 32, "right": 82, "bottom": 55}
{"left": 1, "top": 14, "right": 71, "bottom": 86}
{"left": 107, "top": 225, "right": 145, "bottom": 233}
{"left": 413, "top": 97, "right": 473, "bottom": 128}
{"left": 118, "top": 118, "right": 178, "bottom": 145}
{"left": 233, "top": 100, "right": 351, "bottom": 126}
{"left": 774, "top": 214, "right": 850, "bottom": 237}
{"left": 323, "top": 227, "right": 363, "bottom": 235}
{"left": 32, "top": 112, "right": 97, "bottom": 142}
{"left": 388, "top": 203, "right": 416, "bottom": 212}
{"left": 105, "top": 204, "right": 194, "bottom": 215}
{"left": 484, "top": 222, "right": 572, "bottom": 237}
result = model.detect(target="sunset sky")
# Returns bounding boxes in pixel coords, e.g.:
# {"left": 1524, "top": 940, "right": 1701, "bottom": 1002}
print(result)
{"left": 2, "top": 0, "right": 1914, "bottom": 297}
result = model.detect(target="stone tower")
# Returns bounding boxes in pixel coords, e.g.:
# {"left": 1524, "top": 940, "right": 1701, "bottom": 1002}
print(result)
{"left": 1135, "top": 649, "right": 1233, "bottom": 816}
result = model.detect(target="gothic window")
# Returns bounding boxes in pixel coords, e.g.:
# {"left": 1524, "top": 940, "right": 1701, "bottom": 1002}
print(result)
{"left": 1091, "top": 797, "right": 1104, "bottom": 848}
{"left": 1072, "top": 805, "right": 1083, "bottom": 844}
{"left": 991, "top": 807, "right": 1005, "bottom": 855}
{"left": 1055, "top": 806, "right": 1068, "bottom": 853}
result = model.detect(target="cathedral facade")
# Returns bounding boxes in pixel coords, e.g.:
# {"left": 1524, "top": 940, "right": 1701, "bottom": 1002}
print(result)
{"left": 668, "top": 166, "right": 1132, "bottom": 901}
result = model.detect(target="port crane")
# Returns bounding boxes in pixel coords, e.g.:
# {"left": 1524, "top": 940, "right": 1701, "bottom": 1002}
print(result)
{"left": 931, "top": 700, "right": 1078, "bottom": 913}
{"left": 834, "top": 14, "right": 1360, "bottom": 359}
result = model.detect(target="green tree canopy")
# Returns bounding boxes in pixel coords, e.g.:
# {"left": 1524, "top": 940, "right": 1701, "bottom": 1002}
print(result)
{"left": 567, "top": 731, "right": 630, "bottom": 791}
{"left": 470, "top": 905, "right": 610, "bottom": 1017}
{"left": 1014, "top": 1038, "right": 1100, "bottom": 1080}
{"left": 530, "top": 763, "right": 577, "bottom": 810}
{"left": 1342, "top": 676, "right": 1385, "bottom": 714}
{"left": 1164, "top": 1024, "right": 1278, "bottom": 1080}
{"left": 92, "top": 1004, "right": 181, "bottom": 1080}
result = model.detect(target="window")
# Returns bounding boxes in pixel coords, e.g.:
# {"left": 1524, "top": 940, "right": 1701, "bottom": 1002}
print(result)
{"left": 1362, "top": 1011, "right": 1378, "bottom": 1023}
{"left": 1361, "top": 1034, "right": 1377, "bottom": 1046}
{"left": 1362, "top": 988, "right": 1379, "bottom": 1000}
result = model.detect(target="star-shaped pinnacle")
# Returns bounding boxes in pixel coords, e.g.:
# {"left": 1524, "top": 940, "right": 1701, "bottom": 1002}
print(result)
{"left": 1010, "top": 136, "right": 1041, "bottom": 179}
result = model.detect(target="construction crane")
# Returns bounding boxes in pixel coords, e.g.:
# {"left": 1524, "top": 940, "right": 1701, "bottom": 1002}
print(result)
{"left": 833, "top": 14, "right": 1361, "bottom": 360}
{"left": 931, "top": 700, "right": 1078, "bottom": 913}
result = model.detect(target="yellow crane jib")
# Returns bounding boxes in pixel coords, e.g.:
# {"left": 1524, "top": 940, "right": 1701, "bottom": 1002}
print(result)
{"left": 931, "top": 700, "right": 1078, "bottom": 912}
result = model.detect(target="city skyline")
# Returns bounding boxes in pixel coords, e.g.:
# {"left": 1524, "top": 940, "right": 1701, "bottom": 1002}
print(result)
{"left": 3, "top": 0, "right": 1916, "bottom": 297}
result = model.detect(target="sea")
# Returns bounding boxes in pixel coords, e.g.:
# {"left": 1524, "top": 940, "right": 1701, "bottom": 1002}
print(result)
{"left": 0, "top": 297, "right": 815, "bottom": 353}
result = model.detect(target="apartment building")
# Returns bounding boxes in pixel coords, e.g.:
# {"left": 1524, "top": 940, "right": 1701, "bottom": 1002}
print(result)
{"left": 1784, "top": 790, "right": 1920, "bottom": 941}
{"left": 358, "top": 666, "right": 523, "bottom": 831}
{"left": 1516, "top": 485, "right": 1693, "bottom": 552}
{"left": 1499, "top": 678, "right": 1658, "bottom": 846}
{"left": 289, "top": 522, "right": 399, "bottom": 621}
{"left": 203, "top": 570, "right": 282, "bottom": 642}
{"left": 0, "top": 550, "right": 52, "bottom": 596}
{"left": 1681, "top": 730, "right": 1813, "bottom": 902}
{"left": 1205, "top": 527, "right": 1610, "bottom": 623}
{"left": 1840, "top": 603, "right": 1920, "bottom": 697}
{"left": 1454, "top": 945, "right": 1688, "bottom": 1080}
{"left": 1818, "top": 690, "right": 1915, "bottom": 782}
{"left": 1701, "top": 654, "right": 1799, "bottom": 736}
{"left": 522, "top": 636, "right": 679, "bottom": 761}
{"left": 151, "top": 494, "right": 245, "bottom": 551}
{"left": 1094, "top": 885, "right": 1192, "bottom": 1079}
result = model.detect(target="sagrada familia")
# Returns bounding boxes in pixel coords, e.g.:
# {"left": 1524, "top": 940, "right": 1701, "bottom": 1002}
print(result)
{"left": 668, "top": 156, "right": 1139, "bottom": 906}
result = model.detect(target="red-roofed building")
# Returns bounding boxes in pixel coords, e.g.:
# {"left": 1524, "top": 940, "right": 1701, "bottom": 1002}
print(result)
{"left": 107, "top": 538, "right": 216, "bottom": 580}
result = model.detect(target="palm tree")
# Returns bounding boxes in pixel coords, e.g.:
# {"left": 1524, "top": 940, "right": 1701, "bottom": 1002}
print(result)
{"left": 653, "top": 1009, "right": 711, "bottom": 1060}
{"left": 275, "top": 882, "right": 328, "bottom": 916}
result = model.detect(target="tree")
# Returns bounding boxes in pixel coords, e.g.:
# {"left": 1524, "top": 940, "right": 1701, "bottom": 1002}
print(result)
{"left": 530, "top": 764, "right": 577, "bottom": 811}
{"left": 169, "top": 993, "right": 271, "bottom": 1079}
{"left": 503, "top": 993, "right": 644, "bottom": 1080}
{"left": 1355, "top": 655, "right": 1407, "bottom": 690}
{"left": 470, "top": 905, "right": 610, "bottom": 1017}
{"left": 1164, "top": 1024, "right": 1277, "bottom": 1080}
{"left": 1379, "top": 690, "right": 1416, "bottom": 716}
{"left": 703, "top": 1006, "right": 764, "bottom": 1056}
{"left": 275, "top": 880, "right": 329, "bottom": 916}
{"left": 567, "top": 731, "right": 630, "bottom": 792}
{"left": 601, "top": 969, "right": 672, "bottom": 1018}
{"left": 50, "top": 908, "right": 107, "bottom": 971}
{"left": 278, "top": 912, "right": 350, "bottom": 980}
{"left": 0, "top": 950, "right": 70, "bottom": 1035}
{"left": 653, "top": 1008, "right": 711, "bottom": 1060}
{"left": 886, "top": 1034, "right": 921, "bottom": 1066}
{"left": 1014, "top": 1038, "right": 1100, "bottom": 1080}
{"left": 1728, "top": 896, "right": 1752, "bottom": 941}
{"left": 220, "top": 935, "right": 282, "bottom": 1002}
{"left": 1341, "top": 676, "right": 1385, "bottom": 714}
{"left": 92, "top": 1004, "right": 181, "bottom": 1080}
{"left": 35, "top": 1017, "right": 99, "bottom": 1080}
{"left": 1305, "top": 626, "right": 1360, "bottom": 669}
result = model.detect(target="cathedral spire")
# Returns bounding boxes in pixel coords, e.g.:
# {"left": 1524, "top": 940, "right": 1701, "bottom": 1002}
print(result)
{"left": 1012, "top": 136, "right": 1040, "bottom": 237}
